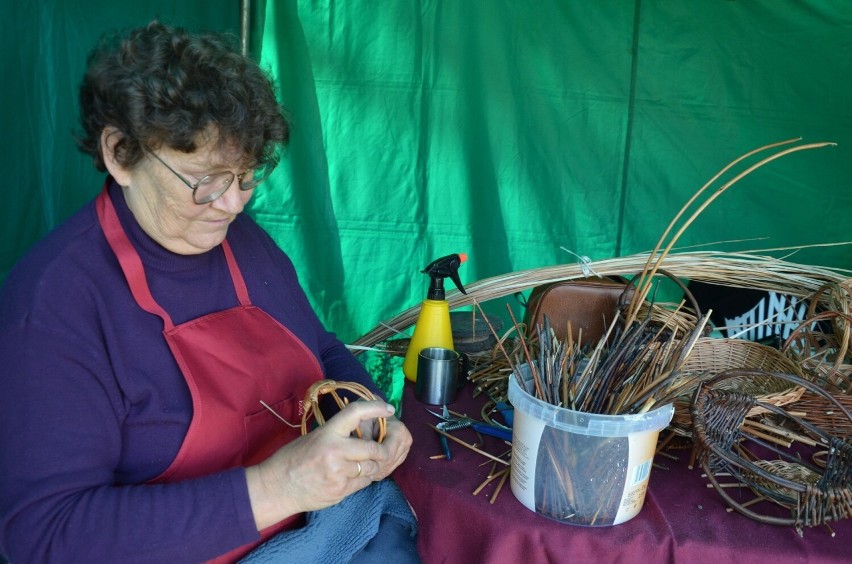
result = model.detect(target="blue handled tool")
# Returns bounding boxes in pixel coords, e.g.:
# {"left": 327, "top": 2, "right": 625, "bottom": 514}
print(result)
{"left": 482, "top": 390, "right": 515, "bottom": 427}
{"left": 427, "top": 406, "right": 513, "bottom": 442}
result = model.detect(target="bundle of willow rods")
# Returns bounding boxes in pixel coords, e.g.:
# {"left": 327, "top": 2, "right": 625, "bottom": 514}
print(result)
{"left": 506, "top": 293, "right": 708, "bottom": 416}
{"left": 352, "top": 248, "right": 851, "bottom": 352}
{"left": 353, "top": 140, "right": 848, "bottom": 371}
{"left": 535, "top": 422, "right": 629, "bottom": 525}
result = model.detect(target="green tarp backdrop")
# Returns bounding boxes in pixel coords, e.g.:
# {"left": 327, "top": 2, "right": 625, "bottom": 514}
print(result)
{"left": 5, "top": 1, "right": 851, "bottom": 348}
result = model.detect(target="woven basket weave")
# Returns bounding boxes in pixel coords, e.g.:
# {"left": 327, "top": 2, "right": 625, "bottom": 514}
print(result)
{"left": 666, "top": 338, "right": 806, "bottom": 436}
{"left": 692, "top": 370, "right": 852, "bottom": 529}
{"left": 783, "top": 309, "right": 852, "bottom": 395}
{"left": 792, "top": 390, "right": 852, "bottom": 438}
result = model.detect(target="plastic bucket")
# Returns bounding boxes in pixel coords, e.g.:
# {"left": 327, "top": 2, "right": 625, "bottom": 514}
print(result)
{"left": 508, "top": 374, "right": 673, "bottom": 526}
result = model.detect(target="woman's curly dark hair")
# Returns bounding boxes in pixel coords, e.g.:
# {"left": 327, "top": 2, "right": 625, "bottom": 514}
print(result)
{"left": 76, "top": 20, "right": 288, "bottom": 171}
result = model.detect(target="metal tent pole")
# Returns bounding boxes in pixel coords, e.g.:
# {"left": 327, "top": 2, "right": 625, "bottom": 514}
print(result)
{"left": 240, "top": 0, "right": 251, "bottom": 56}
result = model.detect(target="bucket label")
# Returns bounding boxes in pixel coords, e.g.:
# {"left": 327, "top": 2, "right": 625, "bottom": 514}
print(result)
{"left": 509, "top": 409, "right": 544, "bottom": 510}
{"left": 611, "top": 432, "right": 658, "bottom": 524}
{"left": 510, "top": 409, "right": 660, "bottom": 526}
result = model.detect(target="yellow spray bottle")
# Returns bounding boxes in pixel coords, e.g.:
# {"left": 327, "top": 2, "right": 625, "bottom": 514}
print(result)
{"left": 403, "top": 253, "right": 468, "bottom": 382}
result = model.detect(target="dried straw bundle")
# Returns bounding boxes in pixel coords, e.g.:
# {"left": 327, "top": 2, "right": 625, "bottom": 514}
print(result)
{"left": 352, "top": 250, "right": 851, "bottom": 352}
{"left": 354, "top": 139, "right": 846, "bottom": 353}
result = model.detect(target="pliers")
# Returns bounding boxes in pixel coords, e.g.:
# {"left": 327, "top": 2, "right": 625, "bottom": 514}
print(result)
{"left": 429, "top": 405, "right": 454, "bottom": 460}
{"left": 427, "top": 405, "right": 514, "bottom": 442}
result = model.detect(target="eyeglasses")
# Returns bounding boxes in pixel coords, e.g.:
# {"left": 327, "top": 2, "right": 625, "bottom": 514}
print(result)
{"left": 146, "top": 150, "right": 277, "bottom": 205}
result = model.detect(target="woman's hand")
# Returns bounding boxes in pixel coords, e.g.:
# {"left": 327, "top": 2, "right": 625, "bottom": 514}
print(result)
{"left": 364, "top": 415, "right": 412, "bottom": 481}
{"left": 354, "top": 407, "right": 412, "bottom": 481}
{"left": 245, "top": 400, "right": 411, "bottom": 530}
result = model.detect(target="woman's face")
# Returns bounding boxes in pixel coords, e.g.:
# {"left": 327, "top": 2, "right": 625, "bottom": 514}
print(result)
{"left": 121, "top": 134, "right": 255, "bottom": 255}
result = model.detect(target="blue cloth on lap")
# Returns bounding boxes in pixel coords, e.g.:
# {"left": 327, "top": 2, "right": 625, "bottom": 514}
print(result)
{"left": 240, "top": 479, "right": 418, "bottom": 563}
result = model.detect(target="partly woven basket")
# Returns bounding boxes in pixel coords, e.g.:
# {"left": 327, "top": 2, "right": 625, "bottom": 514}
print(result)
{"left": 691, "top": 369, "right": 852, "bottom": 529}
{"left": 782, "top": 309, "right": 852, "bottom": 395}
{"left": 300, "top": 380, "right": 387, "bottom": 443}
{"left": 666, "top": 338, "right": 806, "bottom": 436}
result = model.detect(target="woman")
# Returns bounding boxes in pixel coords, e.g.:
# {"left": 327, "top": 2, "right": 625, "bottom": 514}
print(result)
{"left": 0, "top": 20, "right": 415, "bottom": 563}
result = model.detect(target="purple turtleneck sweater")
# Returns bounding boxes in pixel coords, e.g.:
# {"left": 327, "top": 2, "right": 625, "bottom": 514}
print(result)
{"left": 0, "top": 179, "right": 378, "bottom": 562}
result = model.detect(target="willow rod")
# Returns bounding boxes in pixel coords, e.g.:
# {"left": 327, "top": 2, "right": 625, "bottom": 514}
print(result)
{"left": 624, "top": 140, "right": 836, "bottom": 329}
{"left": 427, "top": 424, "right": 510, "bottom": 466}
{"left": 626, "top": 138, "right": 804, "bottom": 320}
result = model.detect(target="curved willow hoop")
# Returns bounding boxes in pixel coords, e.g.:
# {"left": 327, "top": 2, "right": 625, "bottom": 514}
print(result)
{"left": 300, "top": 380, "right": 387, "bottom": 443}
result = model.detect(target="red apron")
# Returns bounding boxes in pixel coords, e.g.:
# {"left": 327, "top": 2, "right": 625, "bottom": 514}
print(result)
{"left": 96, "top": 186, "right": 324, "bottom": 562}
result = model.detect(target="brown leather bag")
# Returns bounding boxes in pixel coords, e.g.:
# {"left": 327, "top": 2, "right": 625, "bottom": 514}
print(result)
{"left": 522, "top": 278, "right": 634, "bottom": 345}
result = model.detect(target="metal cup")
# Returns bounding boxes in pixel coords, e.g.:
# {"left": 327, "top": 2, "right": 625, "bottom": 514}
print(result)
{"left": 415, "top": 347, "right": 462, "bottom": 405}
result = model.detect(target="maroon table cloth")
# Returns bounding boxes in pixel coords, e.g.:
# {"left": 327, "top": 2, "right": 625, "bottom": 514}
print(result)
{"left": 392, "top": 382, "right": 851, "bottom": 563}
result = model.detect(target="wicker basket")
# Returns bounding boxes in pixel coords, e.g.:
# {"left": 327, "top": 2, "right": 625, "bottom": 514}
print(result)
{"left": 792, "top": 390, "right": 852, "bottom": 438}
{"left": 783, "top": 309, "right": 852, "bottom": 395}
{"left": 666, "top": 338, "right": 806, "bottom": 436}
{"left": 691, "top": 369, "right": 852, "bottom": 529}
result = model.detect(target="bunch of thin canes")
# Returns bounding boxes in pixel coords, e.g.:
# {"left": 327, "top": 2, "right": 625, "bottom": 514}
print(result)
{"left": 622, "top": 138, "right": 835, "bottom": 330}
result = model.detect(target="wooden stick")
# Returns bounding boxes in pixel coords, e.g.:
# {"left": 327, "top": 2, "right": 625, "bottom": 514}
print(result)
{"left": 473, "top": 470, "right": 503, "bottom": 495}
{"left": 726, "top": 496, "right": 767, "bottom": 512}
{"left": 743, "top": 419, "right": 821, "bottom": 447}
{"left": 505, "top": 303, "right": 543, "bottom": 399}
{"left": 490, "top": 468, "right": 510, "bottom": 504}
{"left": 739, "top": 423, "right": 793, "bottom": 448}
{"left": 428, "top": 424, "right": 510, "bottom": 466}
{"left": 259, "top": 400, "right": 300, "bottom": 428}
{"left": 473, "top": 467, "right": 509, "bottom": 496}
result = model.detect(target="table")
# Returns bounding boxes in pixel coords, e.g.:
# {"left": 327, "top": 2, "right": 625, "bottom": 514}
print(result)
{"left": 392, "top": 382, "right": 852, "bottom": 563}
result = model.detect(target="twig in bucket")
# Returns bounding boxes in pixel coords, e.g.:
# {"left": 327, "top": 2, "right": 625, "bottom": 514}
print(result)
{"left": 538, "top": 319, "right": 549, "bottom": 402}
{"left": 505, "top": 303, "right": 544, "bottom": 399}
{"left": 560, "top": 322, "right": 575, "bottom": 407}
{"left": 532, "top": 315, "right": 566, "bottom": 405}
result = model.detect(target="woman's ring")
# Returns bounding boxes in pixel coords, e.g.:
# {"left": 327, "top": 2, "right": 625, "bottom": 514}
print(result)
{"left": 356, "top": 461, "right": 362, "bottom": 478}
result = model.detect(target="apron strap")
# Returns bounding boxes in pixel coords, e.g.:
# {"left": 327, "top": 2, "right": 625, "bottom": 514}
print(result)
{"left": 96, "top": 184, "right": 175, "bottom": 329}
{"left": 222, "top": 238, "right": 251, "bottom": 306}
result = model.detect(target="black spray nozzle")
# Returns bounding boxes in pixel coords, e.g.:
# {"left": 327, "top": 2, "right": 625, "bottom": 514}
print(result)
{"left": 422, "top": 253, "right": 468, "bottom": 300}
